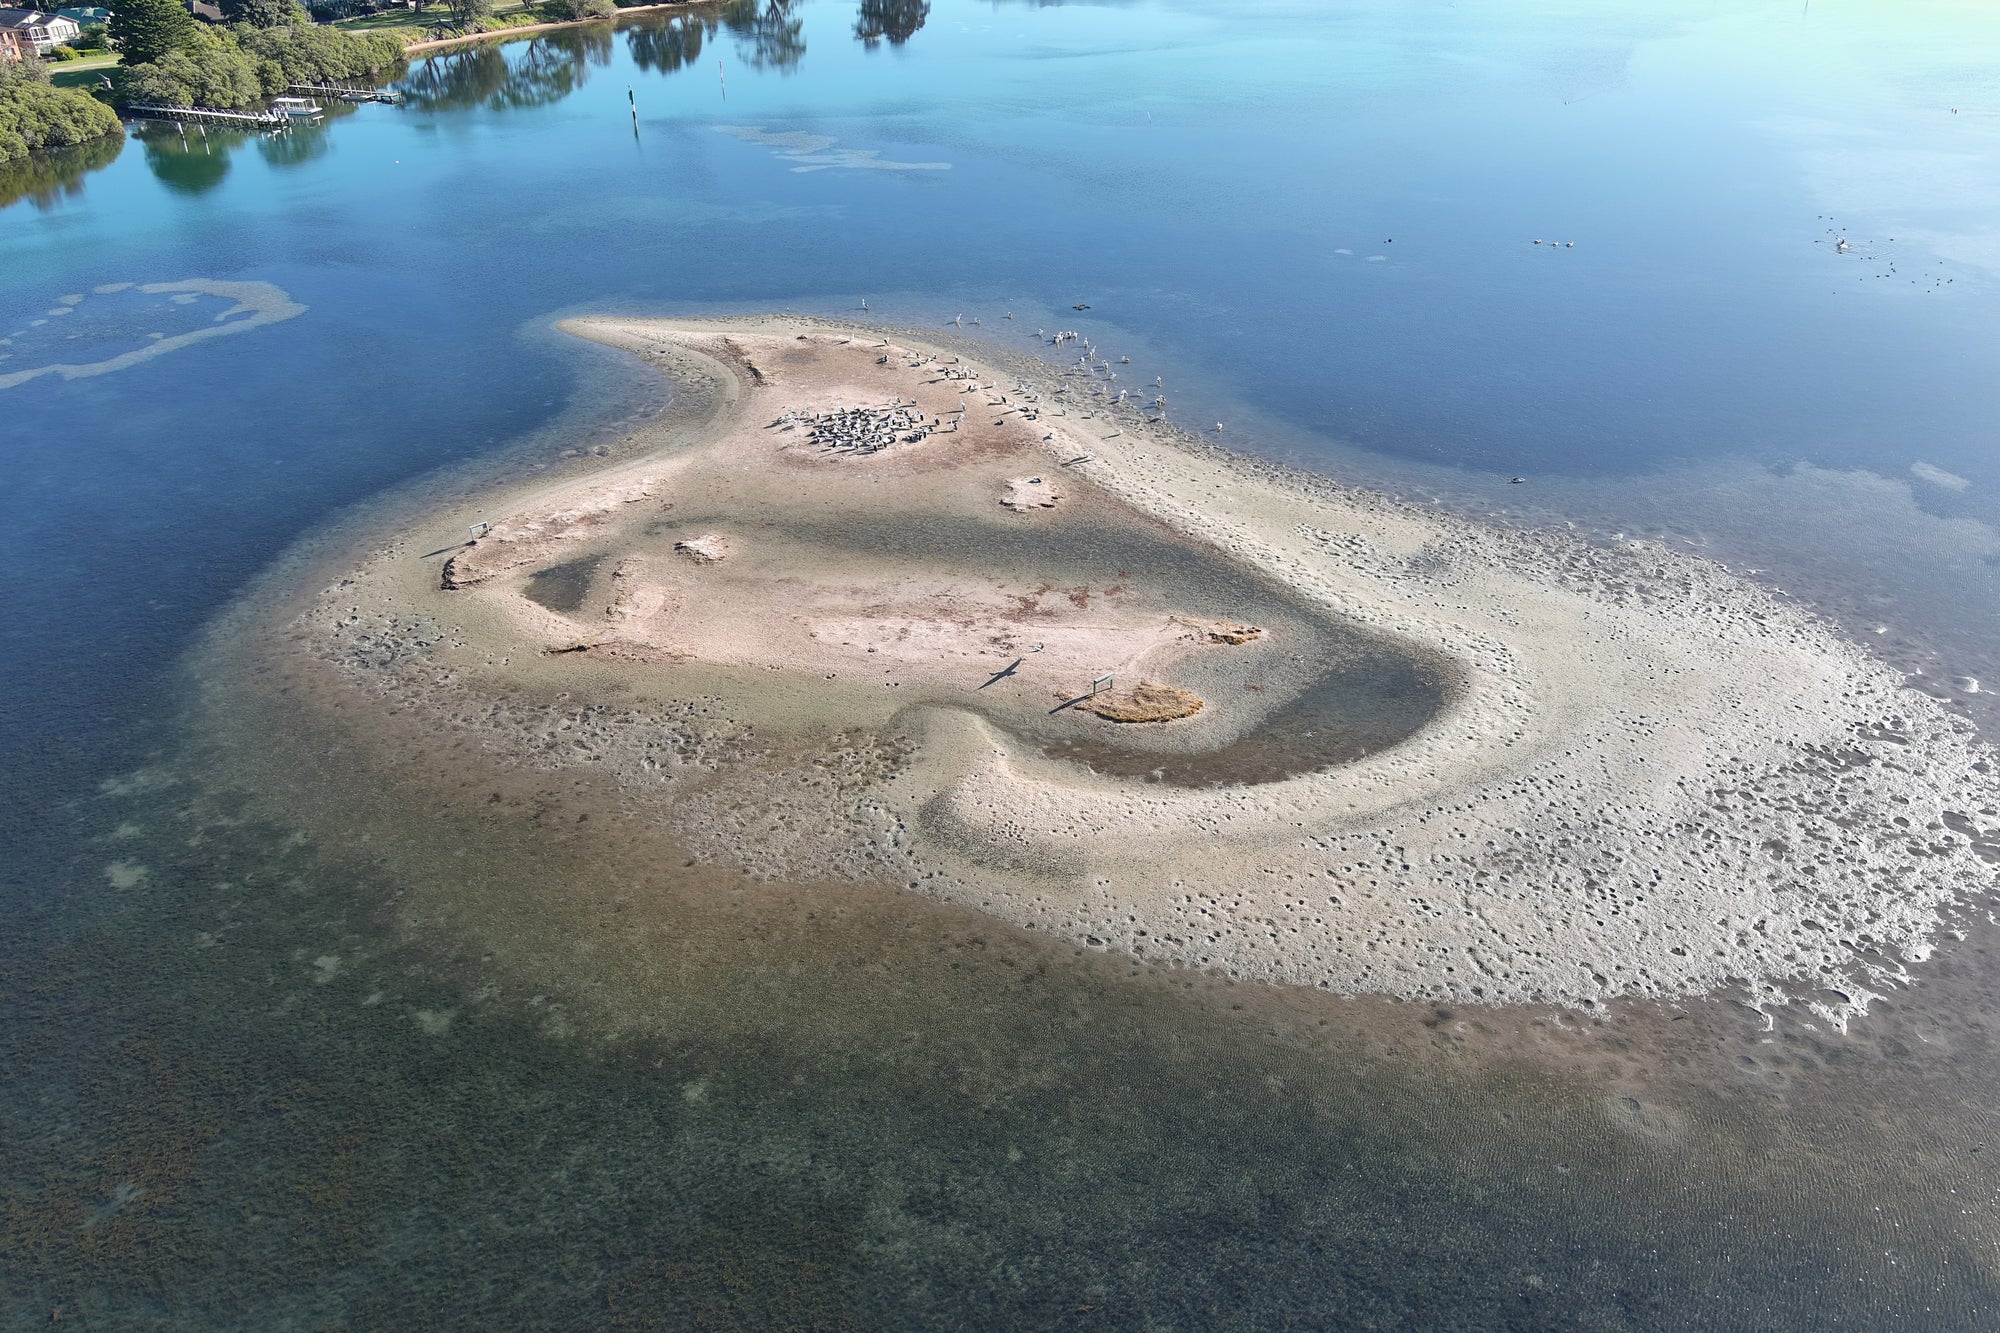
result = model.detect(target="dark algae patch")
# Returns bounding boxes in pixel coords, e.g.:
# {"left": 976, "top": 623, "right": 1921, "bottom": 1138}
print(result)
{"left": 1041, "top": 651, "right": 1438, "bottom": 786}
{"left": 521, "top": 553, "right": 604, "bottom": 614}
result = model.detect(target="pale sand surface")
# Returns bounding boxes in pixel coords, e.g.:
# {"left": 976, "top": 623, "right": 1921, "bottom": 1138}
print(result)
{"left": 284, "top": 314, "right": 2000, "bottom": 1018}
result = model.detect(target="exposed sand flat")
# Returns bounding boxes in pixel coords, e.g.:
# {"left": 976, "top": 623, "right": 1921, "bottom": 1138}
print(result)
{"left": 287, "top": 315, "right": 2000, "bottom": 1019}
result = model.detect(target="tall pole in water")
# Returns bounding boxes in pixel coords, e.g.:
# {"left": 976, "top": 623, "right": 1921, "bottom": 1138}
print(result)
{"left": 628, "top": 85, "right": 637, "bottom": 133}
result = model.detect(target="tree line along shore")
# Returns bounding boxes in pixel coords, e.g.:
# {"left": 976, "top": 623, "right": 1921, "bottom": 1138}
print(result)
{"left": 0, "top": 0, "right": 730, "bottom": 165}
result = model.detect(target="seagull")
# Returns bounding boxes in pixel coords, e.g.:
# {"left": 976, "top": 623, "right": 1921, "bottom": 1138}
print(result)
{"left": 1509, "top": 476, "right": 1526, "bottom": 484}
{"left": 1072, "top": 303, "right": 1091, "bottom": 310}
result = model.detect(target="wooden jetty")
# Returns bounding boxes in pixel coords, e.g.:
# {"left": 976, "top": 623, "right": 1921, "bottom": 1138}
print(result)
{"left": 285, "top": 82, "right": 404, "bottom": 104}
{"left": 125, "top": 104, "right": 292, "bottom": 128}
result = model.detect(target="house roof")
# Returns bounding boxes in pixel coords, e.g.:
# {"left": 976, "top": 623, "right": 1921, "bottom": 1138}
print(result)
{"left": 0, "top": 8, "right": 60, "bottom": 25}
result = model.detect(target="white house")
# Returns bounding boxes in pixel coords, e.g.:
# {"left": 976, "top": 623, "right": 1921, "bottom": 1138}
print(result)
{"left": 0, "top": 8, "right": 82, "bottom": 53}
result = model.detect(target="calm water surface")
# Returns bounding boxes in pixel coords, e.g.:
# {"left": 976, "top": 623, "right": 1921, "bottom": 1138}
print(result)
{"left": 5, "top": 0, "right": 2000, "bottom": 1326}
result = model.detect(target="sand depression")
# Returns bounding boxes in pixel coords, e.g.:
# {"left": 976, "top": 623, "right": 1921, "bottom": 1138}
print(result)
{"left": 279, "top": 316, "right": 2000, "bottom": 1016}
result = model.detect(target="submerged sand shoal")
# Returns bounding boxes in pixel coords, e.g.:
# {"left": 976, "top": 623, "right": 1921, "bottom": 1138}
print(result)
{"left": 283, "top": 315, "right": 2000, "bottom": 1017}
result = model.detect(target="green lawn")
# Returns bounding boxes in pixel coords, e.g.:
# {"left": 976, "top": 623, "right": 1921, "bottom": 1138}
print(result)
{"left": 333, "top": 0, "right": 551, "bottom": 38}
{"left": 49, "top": 51, "right": 120, "bottom": 90}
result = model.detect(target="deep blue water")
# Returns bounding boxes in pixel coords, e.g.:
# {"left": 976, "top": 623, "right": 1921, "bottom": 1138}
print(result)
{"left": 5, "top": 1, "right": 2000, "bottom": 1325}
{"left": 5, "top": 0, "right": 1998, "bottom": 814}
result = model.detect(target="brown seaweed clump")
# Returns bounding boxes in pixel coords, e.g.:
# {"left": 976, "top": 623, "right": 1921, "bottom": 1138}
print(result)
{"left": 1085, "top": 682, "right": 1204, "bottom": 723}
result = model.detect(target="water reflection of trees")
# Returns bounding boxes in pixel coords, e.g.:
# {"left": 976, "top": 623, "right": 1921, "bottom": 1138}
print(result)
{"left": 127, "top": 106, "right": 348, "bottom": 196}
{"left": 855, "top": 0, "right": 928, "bottom": 46}
{"left": 399, "top": 0, "right": 940, "bottom": 115}
{"left": 628, "top": 11, "right": 711, "bottom": 75}
{"left": 137, "top": 122, "right": 243, "bottom": 196}
{"left": 400, "top": 27, "right": 614, "bottom": 113}
{"left": 0, "top": 134, "right": 124, "bottom": 212}
{"left": 722, "top": 0, "right": 805, "bottom": 74}
{"left": 257, "top": 122, "right": 333, "bottom": 170}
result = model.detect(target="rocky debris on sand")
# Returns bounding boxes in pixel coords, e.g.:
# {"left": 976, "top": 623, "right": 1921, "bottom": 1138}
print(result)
{"left": 674, "top": 535, "right": 730, "bottom": 563}
{"left": 439, "top": 552, "right": 486, "bottom": 590}
{"left": 1082, "top": 682, "right": 1205, "bottom": 723}
{"left": 1001, "top": 477, "right": 1063, "bottom": 512}
{"left": 1206, "top": 623, "right": 1263, "bottom": 645}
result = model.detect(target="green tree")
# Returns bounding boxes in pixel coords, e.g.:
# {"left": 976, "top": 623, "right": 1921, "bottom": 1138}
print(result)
{"left": 237, "top": 23, "right": 405, "bottom": 86}
{"left": 0, "top": 67, "right": 123, "bottom": 164}
{"left": 444, "top": 0, "right": 493, "bottom": 31}
{"left": 107, "top": 0, "right": 202, "bottom": 66}
{"left": 115, "top": 28, "right": 263, "bottom": 109}
{"left": 222, "top": 0, "right": 310, "bottom": 27}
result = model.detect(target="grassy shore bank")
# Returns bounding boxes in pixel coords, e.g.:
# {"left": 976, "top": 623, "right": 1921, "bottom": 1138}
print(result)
{"left": 336, "top": 0, "right": 719, "bottom": 54}
{"left": 48, "top": 52, "right": 122, "bottom": 90}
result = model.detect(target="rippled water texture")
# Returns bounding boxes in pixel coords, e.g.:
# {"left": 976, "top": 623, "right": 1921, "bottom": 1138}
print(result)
{"left": 5, "top": 0, "right": 2000, "bottom": 1326}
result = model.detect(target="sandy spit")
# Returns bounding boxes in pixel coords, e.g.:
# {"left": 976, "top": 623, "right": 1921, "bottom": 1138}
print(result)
{"left": 282, "top": 314, "right": 2000, "bottom": 1019}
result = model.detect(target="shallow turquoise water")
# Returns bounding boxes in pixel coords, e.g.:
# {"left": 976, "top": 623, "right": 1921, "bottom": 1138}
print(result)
{"left": 5, "top": 1, "right": 2000, "bottom": 1325}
